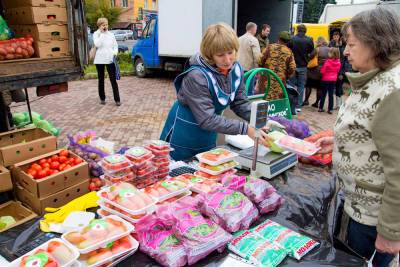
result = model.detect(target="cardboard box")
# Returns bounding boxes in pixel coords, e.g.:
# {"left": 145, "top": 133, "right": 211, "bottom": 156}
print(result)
{"left": 11, "top": 24, "right": 69, "bottom": 42}
{"left": 16, "top": 179, "right": 89, "bottom": 215}
{"left": 0, "top": 201, "right": 37, "bottom": 232}
{"left": 0, "top": 127, "right": 57, "bottom": 167}
{"left": 13, "top": 149, "right": 89, "bottom": 198}
{"left": 4, "top": 6, "right": 67, "bottom": 25}
{"left": 35, "top": 39, "right": 70, "bottom": 58}
{"left": 2, "top": 0, "right": 66, "bottom": 9}
{"left": 0, "top": 165, "right": 12, "bottom": 192}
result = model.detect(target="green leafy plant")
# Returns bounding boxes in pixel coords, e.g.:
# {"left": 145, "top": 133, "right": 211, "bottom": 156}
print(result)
{"left": 85, "top": 0, "right": 122, "bottom": 30}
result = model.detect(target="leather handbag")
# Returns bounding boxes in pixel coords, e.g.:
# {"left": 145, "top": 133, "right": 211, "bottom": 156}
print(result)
{"left": 307, "top": 48, "right": 319, "bottom": 69}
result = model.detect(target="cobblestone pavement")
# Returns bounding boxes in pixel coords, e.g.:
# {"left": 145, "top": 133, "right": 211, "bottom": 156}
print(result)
{"left": 12, "top": 76, "right": 338, "bottom": 148}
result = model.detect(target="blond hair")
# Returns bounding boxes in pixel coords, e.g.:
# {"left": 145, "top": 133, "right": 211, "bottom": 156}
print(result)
{"left": 97, "top": 17, "right": 108, "bottom": 27}
{"left": 316, "top": 36, "right": 328, "bottom": 47}
{"left": 200, "top": 23, "right": 239, "bottom": 64}
{"left": 329, "top": 47, "right": 340, "bottom": 59}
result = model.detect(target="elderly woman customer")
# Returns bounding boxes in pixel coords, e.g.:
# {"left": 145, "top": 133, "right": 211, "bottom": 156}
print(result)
{"left": 316, "top": 8, "right": 400, "bottom": 266}
{"left": 93, "top": 17, "right": 121, "bottom": 106}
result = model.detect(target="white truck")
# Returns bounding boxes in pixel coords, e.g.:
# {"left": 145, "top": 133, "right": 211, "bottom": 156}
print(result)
{"left": 319, "top": 0, "right": 400, "bottom": 23}
{"left": 131, "top": 0, "right": 293, "bottom": 77}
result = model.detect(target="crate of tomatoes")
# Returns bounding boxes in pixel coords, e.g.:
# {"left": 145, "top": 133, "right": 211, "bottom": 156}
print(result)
{"left": 12, "top": 149, "right": 90, "bottom": 198}
{"left": 0, "top": 35, "right": 35, "bottom": 61}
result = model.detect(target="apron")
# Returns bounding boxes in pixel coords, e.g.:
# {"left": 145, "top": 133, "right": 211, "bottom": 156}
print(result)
{"left": 160, "top": 63, "right": 242, "bottom": 160}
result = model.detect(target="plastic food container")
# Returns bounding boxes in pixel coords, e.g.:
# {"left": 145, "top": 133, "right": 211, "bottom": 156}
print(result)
{"left": 78, "top": 235, "right": 139, "bottom": 267}
{"left": 136, "top": 164, "right": 156, "bottom": 176}
{"left": 153, "top": 161, "right": 169, "bottom": 169}
{"left": 275, "top": 135, "right": 320, "bottom": 157}
{"left": 145, "top": 140, "right": 171, "bottom": 150}
{"left": 62, "top": 215, "right": 135, "bottom": 254}
{"left": 102, "top": 172, "right": 135, "bottom": 184}
{"left": 125, "top": 147, "right": 154, "bottom": 166}
{"left": 158, "top": 191, "right": 192, "bottom": 205}
{"left": 98, "top": 187, "right": 156, "bottom": 215}
{"left": 144, "top": 179, "right": 190, "bottom": 202}
{"left": 98, "top": 200, "right": 146, "bottom": 224}
{"left": 198, "top": 160, "right": 239, "bottom": 176}
{"left": 10, "top": 238, "right": 80, "bottom": 267}
{"left": 100, "top": 155, "right": 132, "bottom": 172}
{"left": 173, "top": 174, "right": 221, "bottom": 194}
{"left": 152, "top": 156, "right": 169, "bottom": 164}
{"left": 196, "top": 148, "right": 239, "bottom": 166}
{"left": 194, "top": 169, "right": 237, "bottom": 181}
{"left": 133, "top": 176, "right": 158, "bottom": 189}
{"left": 144, "top": 145, "right": 172, "bottom": 157}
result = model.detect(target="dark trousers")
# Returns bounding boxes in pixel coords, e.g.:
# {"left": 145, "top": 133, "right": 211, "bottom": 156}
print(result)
{"left": 319, "top": 81, "right": 335, "bottom": 111}
{"left": 96, "top": 64, "right": 120, "bottom": 102}
{"left": 347, "top": 218, "right": 395, "bottom": 267}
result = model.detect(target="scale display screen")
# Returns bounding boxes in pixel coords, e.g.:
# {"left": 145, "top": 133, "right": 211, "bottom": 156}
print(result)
{"left": 250, "top": 100, "right": 269, "bottom": 129}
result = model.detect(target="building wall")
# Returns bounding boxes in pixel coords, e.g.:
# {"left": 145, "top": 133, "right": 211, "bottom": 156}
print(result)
{"left": 113, "top": 0, "right": 157, "bottom": 23}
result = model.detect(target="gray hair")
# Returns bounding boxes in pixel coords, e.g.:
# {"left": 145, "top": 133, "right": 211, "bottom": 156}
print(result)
{"left": 246, "top": 22, "right": 257, "bottom": 31}
{"left": 342, "top": 7, "right": 400, "bottom": 70}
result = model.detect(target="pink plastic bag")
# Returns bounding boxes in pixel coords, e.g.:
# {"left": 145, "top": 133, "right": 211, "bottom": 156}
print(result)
{"left": 135, "top": 215, "right": 187, "bottom": 267}
{"left": 258, "top": 191, "right": 285, "bottom": 214}
{"left": 156, "top": 197, "right": 232, "bottom": 265}
{"left": 199, "top": 187, "right": 259, "bottom": 233}
{"left": 222, "top": 175, "right": 276, "bottom": 203}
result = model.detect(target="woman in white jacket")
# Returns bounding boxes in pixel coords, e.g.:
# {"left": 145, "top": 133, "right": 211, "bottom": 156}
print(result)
{"left": 93, "top": 18, "right": 121, "bottom": 106}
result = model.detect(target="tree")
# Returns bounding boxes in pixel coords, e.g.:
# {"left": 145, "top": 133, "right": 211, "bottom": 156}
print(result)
{"left": 85, "top": 0, "right": 122, "bottom": 31}
{"left": 303, "top": 0, "right": 336, "bottom": 23}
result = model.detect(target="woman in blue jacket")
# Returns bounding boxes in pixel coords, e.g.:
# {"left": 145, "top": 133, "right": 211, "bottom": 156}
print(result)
{"left": 161, "top": 23, "right": 269, "bottom": 160}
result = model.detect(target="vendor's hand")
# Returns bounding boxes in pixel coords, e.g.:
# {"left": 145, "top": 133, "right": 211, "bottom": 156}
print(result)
{"left": 247, "top": 127, "right": 272, "bottom": 147}
{"left": 375, "top": 234, "right": 400, "bottom": 255}
{"left": 315, "top": 136, "right": 334, "bottom": 154}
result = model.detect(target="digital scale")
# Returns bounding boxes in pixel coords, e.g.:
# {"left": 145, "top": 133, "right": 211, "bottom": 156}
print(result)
{"left": 225, "top": 100, "right": 298, "bottom": 179}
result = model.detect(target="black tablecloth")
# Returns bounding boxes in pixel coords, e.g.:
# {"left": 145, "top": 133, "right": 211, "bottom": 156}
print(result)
{"left": 0, "top": 164, "right": 366, "bottom": 266}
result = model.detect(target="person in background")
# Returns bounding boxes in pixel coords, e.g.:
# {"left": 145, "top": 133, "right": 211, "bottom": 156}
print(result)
{"left": 257, "top": 31, "right": 296, "bottom": 100}
{"left": 304, "top": 36, "right": 330, "bottom": 107}
{"left": 316, "top": 8, "right": 400, "bottom": 266}
{"left": 160, "top": 23, "right": 270, "bottom": 160}
{"left": 256, "top": 24, "right": 271, "bottom": 52}
{"left": 318, "top": 47, "right": 341, "bottom": 114}
{"left": 93, "top": 17, "right": 121, "bottom": 106}
{"left": 288, "top": 24, "right": 314, "bottom": 113}
{"left": 329, "top": 31, "right": 346, "bottom": 109}
{"left": 238, "top": 22, "right": 261, "bottom": 72}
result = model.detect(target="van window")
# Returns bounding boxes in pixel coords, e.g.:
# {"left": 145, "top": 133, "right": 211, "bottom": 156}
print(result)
{"left": 142, "top": 19, "right": 156, "bottom": 38}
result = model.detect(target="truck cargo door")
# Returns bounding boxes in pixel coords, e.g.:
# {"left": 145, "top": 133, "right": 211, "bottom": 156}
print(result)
{"left": 68, "top": 0, "right": 88, "bottom": 72}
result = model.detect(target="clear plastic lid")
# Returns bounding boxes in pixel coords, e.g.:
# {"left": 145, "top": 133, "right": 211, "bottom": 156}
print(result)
{"left": 100, "top": 154, "right": 132, "bottom": 172}
{"left": 78, "top": 235, "right": 139, "bottom": 267}
{"left": 198, "top": 160, "right": 239, "bottom": 176}
{"left": 124, "top": 147, "right": 154, "bottom": 164}
{"left": 153, "top": 161, "right": 169, "bottom": 169}
{"left": 152, "top": 156, "right": 170, "bottom": 163}
{"left": 144, "top": 145, "right": 172, "bottom": 157}
{"left": 9, "top": 238, "right": 80, "bottom": 267}
{"left": 196, "top": 148, "right": 239, "bottom": 166}
{"left": 275, "top": 135, "right": 320, "bottom": 157}
{"left": 144, "top": 140, "right": 171, "bottom": 150}
{"left": 62, "top": 215, "right": 135, "bottom": 254}
{"left": 194, "top": 169, "right": 237, "bottom": 181}
{"left": 143, "top": 178, "right": 190, "bottom": 202}
{"left": 136, "top": 165, "right": 156, "bottom": 177}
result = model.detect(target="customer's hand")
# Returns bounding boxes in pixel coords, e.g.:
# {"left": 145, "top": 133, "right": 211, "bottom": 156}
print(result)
{"left": 375, "top": 234, "right": 400, "bottom": 255}
{"left": 315, "top": 136, "right": 334, "bottom": 154}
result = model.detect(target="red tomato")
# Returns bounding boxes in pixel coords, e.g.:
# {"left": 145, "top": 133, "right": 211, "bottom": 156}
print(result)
{"left": 89, "top": 182, "right": 97, "bottom": 191}
{"left": 39, "top": 159, "right": 47, "bottom": 165}
{"left": 59, "top": 163, "right": 66, "bottom": 171}
{"left": 51, "top": 155, "right": 59, "bottom": 162}
{"left": 43, "top": 167, "right": 51, "bottom": 176}
{"left": 59, "top": 150, "right": 69, "bottom": 157}
{"left": 59, "top": 156, "right": 68, "bottom": 163}
{"left": 67, "top": 158, "right": 75, "bottom": 165}
{"left": 50, "top": 161, "right": 60, "bottom": 170}
{"left": 31, "top": 163, "right": 42, "bottom": 172}
{"left": 74, "top": 158, "right": 83, "bottom": 165}
{"left": 41, "top": 162, "right": 50, "bottom": 169}
{"left": 37, "top": 170, "right": 47, "bottom": 179}
{"left": 27, "top": 169, "right": 37, "bottom": 178}
{"left": 64, "top": 164, "right": 72, "bottom": 170}
{"left": 52, "top": 169, "right": 60, "bottom": 174}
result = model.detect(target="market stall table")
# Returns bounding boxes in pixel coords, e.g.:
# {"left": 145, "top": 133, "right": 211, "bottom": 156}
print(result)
{"left": 0, "top": 163, "right": 365, "bottom": 266}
